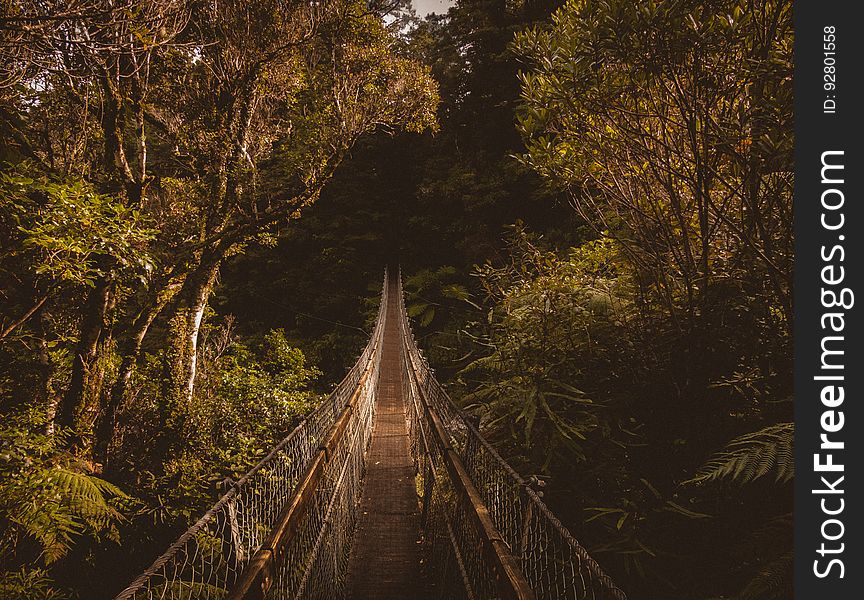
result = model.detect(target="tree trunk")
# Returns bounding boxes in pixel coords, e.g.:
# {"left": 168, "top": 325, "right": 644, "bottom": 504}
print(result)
{"left": 92, "top": 280, "right": 180, "bottom": 470}
{"left": 156, "top": 259, "right": 220, "bottom": 460}
{"left": 55, "top": 278, "right": 112, "bottom": 452}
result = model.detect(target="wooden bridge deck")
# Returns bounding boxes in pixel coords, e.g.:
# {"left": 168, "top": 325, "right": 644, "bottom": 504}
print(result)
{"left": 345, "top": 282, "right": 430, "bottom": 599}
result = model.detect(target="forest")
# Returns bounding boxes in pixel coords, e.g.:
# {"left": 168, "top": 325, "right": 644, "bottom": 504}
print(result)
{"left": 1, "top": 1, "right": 793, "bottom": 599}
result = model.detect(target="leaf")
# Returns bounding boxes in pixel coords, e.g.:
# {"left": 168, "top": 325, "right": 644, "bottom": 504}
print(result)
{"left": 8, "top": 464, "right": 127, "bottom": 564}
{"left": 639, "top": 478, "right": 663, "bottom": 500}
{"left": 420, "top": 307, "right": 436, "bottom": 327}
{"left": 584, "top": 507, "right": 625, "bottom": 523}
{"left": 544, "top": 391, "right": 593, "bottom": 404}
{"left": 407, "top": 302, "right": 428, "bottom": 318}
{"left": 685, "top": 423, "right": 794, "bottom": 486}
{"left": 663, "top": 500, "right": 711, "bottom": 519}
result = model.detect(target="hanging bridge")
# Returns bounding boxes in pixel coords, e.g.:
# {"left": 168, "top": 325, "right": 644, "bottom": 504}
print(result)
{"left": 114, "top": 271, "right": 626, "bottom": 600}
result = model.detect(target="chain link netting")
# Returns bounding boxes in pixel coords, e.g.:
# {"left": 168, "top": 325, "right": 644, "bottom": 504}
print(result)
{"left": 264, "top": 348, "right": 377, "bottom": 600}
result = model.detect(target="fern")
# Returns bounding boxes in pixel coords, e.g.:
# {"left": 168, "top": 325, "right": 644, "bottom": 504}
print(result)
{"left": 739, "top": 551, "right": 793, "bottom": 600}
{"left": 11, "top": 467, "right": 127, "bottom": 564}
{"left": 686, "top": 423, "right": 793, "bottom": 485}
{"left": 2, "top": 409, "right": 128, "bottom": 566}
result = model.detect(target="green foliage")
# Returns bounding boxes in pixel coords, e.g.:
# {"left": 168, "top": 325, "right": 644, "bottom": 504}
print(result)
{"left": 206, "top": 328, "right": 320, "bottom": 450}
{"left": 514, "top": 0, "right": 794, "bottom": 329}
{"left": 404, "top": 266, "right": 466, "bottom": 328}
{"left": 22, "top": 467, "right": 125, "bottom": 562}
{"left": 687, "top": 423, "right": 794, "bottom": 485}
{"left": 461, "top": 227, "right": 633, "bottom": 470}
{"left": 2, "top": 1, "right": 440, "bottom": 592}
{"left": 0, "top": 169, "right": 155, "bottom": 287}
{"left": 460, "top": 221, "right": 794, "bottom": 596}
{"left": 0, "top": 408, "right": 126, "bottom": 586}
{"left": 115, "top": 324, "right": 319, "bottom": 517}
{"left": 0, "top": 567, "right": 66, "bottom": 600}
{"left": 486, "top": 1, "right": 796, "bottom": 595}
{"left": 0, "top": 0, "right": 797, "bottom": 597}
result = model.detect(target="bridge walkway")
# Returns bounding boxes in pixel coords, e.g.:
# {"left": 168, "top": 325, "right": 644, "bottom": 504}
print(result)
{"left": 344, "top": 278, "right": 430, "bottom": 599}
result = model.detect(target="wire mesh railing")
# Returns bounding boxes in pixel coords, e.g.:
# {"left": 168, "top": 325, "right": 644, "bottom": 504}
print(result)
{"left": 113, "top": 274, "right": 388, "bottom": 600}
{"left": 257, "top": 348, "right": 376, "bottom": 600}
{"left": 395, "top": 271, "right": 627, "bottom": 600}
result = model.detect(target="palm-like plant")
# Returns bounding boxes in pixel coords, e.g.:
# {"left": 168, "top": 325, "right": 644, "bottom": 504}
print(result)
{"left": 1, "top": 409, "right": 127, "bottom": 593}
{"left": 686, "top": 422, "right": 793, "bottom": 485}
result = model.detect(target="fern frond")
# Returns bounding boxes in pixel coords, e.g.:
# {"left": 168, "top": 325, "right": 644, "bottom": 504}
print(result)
{"left": 739, "top": 551, "right": 793, "bottom": 600}
{"left": 685, "top": 423, "right": 793, "bottom": 485}
{"left": 459, "top": 352, "right": 509, "bottom": 375}
{"left": 48, "top": 467, "right": 126, "bottom": 526}
{"left": 9, "top": 467, "right": 126, "bottom": 564}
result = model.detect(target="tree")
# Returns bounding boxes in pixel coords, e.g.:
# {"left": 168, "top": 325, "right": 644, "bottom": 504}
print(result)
{"left": 515, "top": 0, "right": 793, "bottom": 332}
{"left": 2, "top": 0, "right": 193, "bottom": 455}
{"left": 2, "top": 2, "right": 437, "bottom": 593}
{"left": 2, "top": 0, "right": 438, "bottom": 466}
{"left": 506, "top": 1, "right": 794, "bottom": 594}
{"left": 144, "top": 0, "right": 437, "bottom": 461}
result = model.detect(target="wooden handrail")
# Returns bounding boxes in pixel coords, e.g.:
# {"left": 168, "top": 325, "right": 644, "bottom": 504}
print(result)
{"left": 409, "top": 367, "right": 536, "bottom": 600}
{"left": 226, "top": 348, "right": 377, "bottom": 600}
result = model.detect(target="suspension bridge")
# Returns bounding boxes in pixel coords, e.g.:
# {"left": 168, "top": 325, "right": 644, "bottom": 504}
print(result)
{"left": 114, "top": 271, "right": 627, "bottom": 600}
